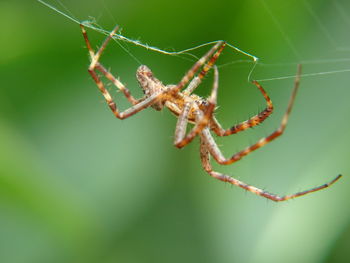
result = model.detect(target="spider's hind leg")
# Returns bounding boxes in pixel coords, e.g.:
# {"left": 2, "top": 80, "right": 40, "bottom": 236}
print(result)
{"left": 204, "top": 65, "right": 303, "bottom": 166}
{"left": 199, "top": 136, "right": 342, "bottom": 202}
{"left": 211, "top": 80, "right": 274, "bottom": 136}
{"left": 199, "top": 65, "right": 341, "bottom": 200}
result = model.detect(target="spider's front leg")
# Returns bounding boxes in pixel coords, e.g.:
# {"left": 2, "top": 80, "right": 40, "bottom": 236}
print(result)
{"left": 80, "top": 24, "right": 159, "bottom": 119}
{"left": 175, "top": 41, "right": 226, "bottom": 93}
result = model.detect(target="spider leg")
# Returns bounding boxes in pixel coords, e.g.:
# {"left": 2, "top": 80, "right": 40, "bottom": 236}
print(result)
{"left": 87, "top": 64, "right": 164, "bottom": 119}
{"left": 173, "top": 100, "right": 192, "bottom": 145}
{"left": 204, "top": 65, "right": 302, "bottom": 165}
{"left": 80, "top": 24, "right": 138, "bottom": 105}
{"left": 211, "top": 80, "right": 274, "bottom": 136}
{"left": 95, "top": 63, "right": 139, "bottom": 105}
{"left": 199, "top": 137, "right": 342, "bottom": 202}
{"left": 174, "top": 66, "right": 219, "bottom": 148}
{"left": 80, "top": 24, "right": 117, "bottom": 70}
{"left": 175, "top": 41, "right": 226, "bottom": 93}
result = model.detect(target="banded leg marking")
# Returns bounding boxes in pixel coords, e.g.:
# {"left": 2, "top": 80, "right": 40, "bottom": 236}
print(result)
{"left": 200, "top": 136, "right": 342, "bottom": 202}
{"left": 211, "top": 80, "right": 274, "bottom": 136}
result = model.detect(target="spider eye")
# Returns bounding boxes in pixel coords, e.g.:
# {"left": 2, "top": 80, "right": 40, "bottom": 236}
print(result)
{"left": 199, "top": 100, "right": 208, "bottom": 107}
{"left": 137, "top": 65, "right": 152, "bottom": 76}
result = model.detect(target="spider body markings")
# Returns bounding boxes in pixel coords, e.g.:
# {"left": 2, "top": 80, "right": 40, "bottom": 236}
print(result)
{"left": 136, "top": 65, "right": 207, "bottom": 123}
{"left": 80, "top": 24, "right": 341, "bottom": 202}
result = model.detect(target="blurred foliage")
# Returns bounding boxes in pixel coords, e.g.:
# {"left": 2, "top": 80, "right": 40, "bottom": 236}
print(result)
{"left": 1, "top": 0, "right": 350, "bottom": 262}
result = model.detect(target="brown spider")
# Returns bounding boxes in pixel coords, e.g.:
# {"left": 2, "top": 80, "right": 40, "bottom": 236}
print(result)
{"left": 80, "top": 24, "right": 341, "bottom": 202}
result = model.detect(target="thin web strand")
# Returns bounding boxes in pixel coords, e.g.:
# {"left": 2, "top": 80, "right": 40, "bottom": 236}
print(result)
{"left": 256, "top": 68, "right": 350, "bottom": 82}
{"left": 333, "top": 0, "right": 350, "bottom": 51}
{"left": 302, "top": 0, "right": 338, "bottom": 49}
{"left": 38, "top": 0, "right": 350, "bottom": 83}
{"left": 259, "top": 0, "right": 302, "bottom": 60}
{"left": 55, "top": 0, "right": 78, "bottom": 22}
{"left": 101, "top": 0, "right": 118, "bottom": 25}
{"left": 37, "top": 0, "right": 258, "bottom": 81}
{"left": 334, "top": 0, "right": 350, "bottom": 26}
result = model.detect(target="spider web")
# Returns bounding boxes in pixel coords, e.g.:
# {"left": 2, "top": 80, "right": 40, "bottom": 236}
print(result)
{"left": 37, "top": 0, "right": 260, "bottom": 80}
{"left": 253, "top": 0, "right": 350, "bottom": 83}
{"left": 38, "top": 0, "right": 350, "bottom": 84}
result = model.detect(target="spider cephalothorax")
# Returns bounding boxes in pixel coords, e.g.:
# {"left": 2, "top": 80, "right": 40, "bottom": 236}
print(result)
{"left": 80, "top": 24, "right": 341, "bottom": 202}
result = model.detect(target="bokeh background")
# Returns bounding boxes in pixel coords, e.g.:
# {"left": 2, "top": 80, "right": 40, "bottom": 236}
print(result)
{"left": 1, "top": 0, "right": 350, "bottom": 262}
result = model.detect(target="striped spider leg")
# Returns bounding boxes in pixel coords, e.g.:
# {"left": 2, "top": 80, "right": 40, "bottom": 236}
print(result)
{"left": 199, "top": 65, "right": 341, "bottom": 201}
{"left": 81, "top": 24, "right": 162, "bottom": 119}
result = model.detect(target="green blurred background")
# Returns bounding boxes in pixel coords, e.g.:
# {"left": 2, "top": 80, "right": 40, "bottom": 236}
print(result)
{"left": 1, "top": 0, "right": 350, "bottom": 262}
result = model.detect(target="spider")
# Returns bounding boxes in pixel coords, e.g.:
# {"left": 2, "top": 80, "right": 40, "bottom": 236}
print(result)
{"left": 80, "top": 24, "right": 341, "bottom": 202}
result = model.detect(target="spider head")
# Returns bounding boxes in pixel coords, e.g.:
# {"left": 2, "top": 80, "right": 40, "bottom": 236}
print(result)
{"left": 136, "top": 65, "right": 152, "bottom": 76}
{"left": 136, "top": 65, "right": 165, "bottom": 110}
